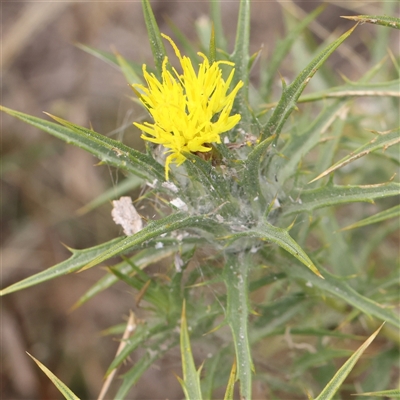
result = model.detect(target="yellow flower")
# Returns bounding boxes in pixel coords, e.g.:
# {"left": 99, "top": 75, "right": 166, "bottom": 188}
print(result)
{"left": 132, "top": 34, "right": 243, "bottom": 180}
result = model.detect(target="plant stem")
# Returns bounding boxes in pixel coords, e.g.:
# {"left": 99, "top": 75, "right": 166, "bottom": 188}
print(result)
{"left": 224, "top": 251, "right": 253, "bottom": 400}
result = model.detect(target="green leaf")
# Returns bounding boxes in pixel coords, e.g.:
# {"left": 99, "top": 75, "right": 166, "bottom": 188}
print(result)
{"left": 223, "top": 361, "right": 237, "bottom": 400}
{"left": 75, "top": 43, "right": 143, "bottom": 76}
{"left": 319, "top": 209, "right": 357, "bottom": 276}
{"left": 114, "top": 335, "right": 177, "bottom": 399}
{"left": 0, "top": 238, "right": 121, "bottom": 295}
{"left": 200, "top": 351, "right": 222, "bottom": 399}
{"left": 286, "top": 264, "right": 400, "bottom": 328}
{"left": 106, "top": 323, "right": 169, "bottom": 375}
{"left": 109, "top": 266, "right": 169, "bottom": 312}
{"left": 231, "top": 0, "right": 251, "bottom": 126}
{"left": 358, "top": 219, "right": 399, "bottom": 275}
{"left": 356, "top": 348, "right": 400, "bottom": 397}
{"left": 294, "top": 348, "right": 353, "bottom": 374}
{"left": 310, "top": 128, "right": 400, "bottom": 183}
{"left": 209, "top": 0, "right": 227, "bottom": 52}
{"left": 71, "top": 242, "right": 195, "bottom": 310}
{"left": 115, "top": 51, "right": 142, "bottom": 85}
{"left": 370, "top": 3, "right": 399, "bottom": 65}
{"left": 179, "top": 301, "right": 203, "bottom": 400}
{"left": 27, "top": 353, "right": 80, "bottom": 400}
{"left": 251, "top": 294, "right": 309, "bottom": 342}
{"left": 224, "top": 252, "right": 253, "bottom": 400}
{"left": 242, "top": 134, "right": 276, "bottom": 211}
{"left": 261, "top": 25, "right": 356, "bottom": 141}
{"left": 255, "top": 327, "right": 362, "bottom": 341}
{"left": 341, "top": 15, "right": 400, "bottom": 30}
{"left": 277, "top": 100, "right": 348, "bottom": 184}
{"left": 249, "top": 272, "right": 287, "bottom": 292}
{"left": 340, "top": 204, "right": 400, "bottom": 231}
{"left": 80, "top": 213, "right": 226, "bottom": 272}
{"left": 283, "top": 181, "right": 400, "bottom": 216}
{"left": 208, "top": 24, "right": 216, "bottom": 64}
{"left": 313, "top": 107, "right": 349, "bottom": 188}
{"left": 47, "top": 113, "right": 165, "bottom": 181}
{"left": 226, "top": 219, "right": 322, "bottom": 277}
{"left": 0, "top": 106, "right": 165, "bottom": 181}
{"left": 260, "top": 5, "right": 324, "bottom": 101}
{"left": 356, "top": 389, "right": 400, "bottom": 397}
{"left": 141, "top": 0, "right": 166, "bottom": 79}
{"left": 296, "top": 79, "right": 400, "bottom": 104}
{"left": 314, "top": 324, "right": 384, "bottom": 400}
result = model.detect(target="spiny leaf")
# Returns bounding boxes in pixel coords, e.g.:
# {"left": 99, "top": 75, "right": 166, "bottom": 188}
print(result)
{"left": 341, "top": 15, "right": 400, "bottom": 30}
{"left": 231, "top": 0, "right": 251, "bottom": 126}
{"left": 200, "top": 351, "right": 223, "bottom": 400}
{"left": 0, "top": 238, "right": 121, "bottom": 296}
{"left": 294, "top": 348, "right": 354, "bottom": 374}
{"left": 114, "top": 335, "right": 177, "bottom": 398}
{"left": 242, "top": 134, "right": 276, "bottom": 211}
{"left": 75, "top": 43, "right": 143, "bottom": 76}
{"left": 356, "top": 388, "right": 400, "bottom": 397}
{"left": 115, "top": 51, "right": 142, "bottom": 85}
{"left": 0, "top": 106, "right": 165, "bottom": 181}
{"left": 310, "top": 128, "right": 400, "bottom": 183}
{"left": 286, "top": 264, "right": 399, "bottom": 328}
{"left": 27, "top": 353, "right": 80, "bottom": 400}
{"left": 80, "top": 213, "right": 226, "bottom": 272}
{"left": 254, "top": 327, "right": 362, "bottom": 341}
{"left": 223, "top": 361, "right": 237, "bottom": 400}
{"left": 71, "top": 242, "right": 195, "bottom": 310}
{"left": 283, "top": 181, "right": 400, "bottom": 216}
{"left": 260, "top": 5, "right": 324, "bottom": 101}
{"left": 314, "top": 324, "right": 384, "bottom": 400}
{"left": 340, "top": 204, "right": 400, "bottom": 231}
{"left": 249, "top": 272, "right": 287, "bottom": 292}
{"left": 105, "top": 323, "right": 169, "bottom": 375}
{"left": 209, "top": 23, "right": 216, "bottom": 64}
{"left": 250, "top": 294, "right": 309, "bottom": 342}
{"left": 180, "top": 300, "right": 203, "bottom": 400}
{"left": 141, "top": 0, "right": 166, "bottom": 79}
{"left": 209, "top": 0, "right": 228, "bottom": 52}
{"left": 277, "top": 100, "right": 348, "bottom": 184}
{"left": 225, "top": 219, "right": 322, "bottom": 277}
{"left": 261, "top": 25, "right": 356, "bottom": 141}
{"left": 295, "top": 79, "right": 400, "bottom": 104}
{"left": 47, "top": 113, "right": 165, "bottom": 181}
{"left": 108, "top": 267, "right": 168, "bottom": 312}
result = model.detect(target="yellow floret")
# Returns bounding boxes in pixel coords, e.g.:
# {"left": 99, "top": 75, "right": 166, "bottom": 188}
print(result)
{"left": 133, "top": 34, "right": 243, "bottom": 180}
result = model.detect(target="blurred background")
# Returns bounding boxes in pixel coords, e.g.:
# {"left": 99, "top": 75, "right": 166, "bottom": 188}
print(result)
{"left": 1, "top": 1, "right": 397, "bottom": 399}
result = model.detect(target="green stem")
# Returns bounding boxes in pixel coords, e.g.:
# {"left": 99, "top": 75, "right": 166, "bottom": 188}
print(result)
{"left": 224, "top": 251, "right": 253, "bottom": 400}
{"left": 231, "top": 0, "right": 251, "bottom": 131}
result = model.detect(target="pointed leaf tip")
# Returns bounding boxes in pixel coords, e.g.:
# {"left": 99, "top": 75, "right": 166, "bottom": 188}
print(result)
{"left": 180, "top": 298, "right": 202, "bottom": 400}
{"left": 27, "top": 352, "right": 80, "bottom": 400}
{"left": 314, "top": 323, "right": 384, "bottom": 400}
{"left": 223, "top": 360, "right": 237, "bottom": 400}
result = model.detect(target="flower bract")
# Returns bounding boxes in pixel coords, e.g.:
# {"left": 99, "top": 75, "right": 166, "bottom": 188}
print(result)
{"left": 132, "top": 34, "right": 243, "bottom": 180}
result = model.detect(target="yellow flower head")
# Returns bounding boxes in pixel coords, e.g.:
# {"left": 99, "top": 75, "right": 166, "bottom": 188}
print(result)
{"left": 132, "top": 34, "right": 243, "bottom": 180}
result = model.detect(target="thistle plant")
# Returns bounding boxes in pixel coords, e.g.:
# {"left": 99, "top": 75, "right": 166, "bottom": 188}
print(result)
{"left": 2, "top": 1, "right": 400, "bottom": 399}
